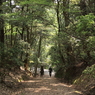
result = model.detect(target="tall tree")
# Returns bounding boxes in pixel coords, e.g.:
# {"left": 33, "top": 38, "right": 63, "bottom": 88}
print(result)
{"left": 80, "top": 0, "right": 87, "bottom": 15}
{"left": 63, "top": 0, "right": 69, "bottom": 26}
{"left": 0, "top": 0, "right": 4, "bottom": 44}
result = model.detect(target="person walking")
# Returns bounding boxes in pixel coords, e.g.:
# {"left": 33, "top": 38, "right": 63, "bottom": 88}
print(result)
{"left": 40, "top": 66, "right": 44, "bottom": 77}
{"left": 49, "top": 67, "right": 52, "bottom": 77}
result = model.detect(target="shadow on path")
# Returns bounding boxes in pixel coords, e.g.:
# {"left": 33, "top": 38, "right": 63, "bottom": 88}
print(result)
{"left": 12, "top": 75, "right": 85, "bottom": 95}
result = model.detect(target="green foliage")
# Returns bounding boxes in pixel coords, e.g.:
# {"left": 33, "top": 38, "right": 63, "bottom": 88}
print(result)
{"left": 76, "top": 13, "right": 95, "bottom": 37}
{"left": 54, "top": 66, "right": 65, "bottom": 78}
{"left": 82, "top": 64, "right": 95, "bottom": 78}
{"left": 48, "top": 45, "right": 62, "bottom": 66}
{"left": 74, "top": 65, "right": 95, "bottom": 92}
{"left": 0, "top": 43, "right": 24, "bottom": 69}
{"left": 1, "top": 0, "right": 95, "bottom": 85}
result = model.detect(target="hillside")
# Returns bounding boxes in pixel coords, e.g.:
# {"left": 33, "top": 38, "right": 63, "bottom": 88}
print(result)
{"left": 74, "top": 64, "right": 95, "bottom": 95}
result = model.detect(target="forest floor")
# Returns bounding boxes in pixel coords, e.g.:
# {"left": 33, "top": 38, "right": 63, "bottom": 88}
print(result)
{"left": 0, "top": 70, "right": 85, "bottom": 95}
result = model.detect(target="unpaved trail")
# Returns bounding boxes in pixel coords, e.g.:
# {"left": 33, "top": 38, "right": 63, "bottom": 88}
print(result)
{"left": 13, "top": 75, "right": 84, "bottom": 95}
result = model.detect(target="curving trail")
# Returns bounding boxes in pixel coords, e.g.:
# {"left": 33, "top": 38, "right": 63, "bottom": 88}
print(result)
{"left": 12, "top": 73, "right": 84, "bottom": 95}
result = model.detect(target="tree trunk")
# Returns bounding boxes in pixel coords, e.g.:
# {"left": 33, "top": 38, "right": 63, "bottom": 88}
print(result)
{"left": 80, "top": 0, "right": 87, "bottom": 15}
{"left": 56, "top": 0, "right": 66, "bottom": 64}
{"left": 0, "top": 0, "right": 4, "bottom": 44}
{"left": 10, "top": 25, "right": 13, "bottom": 46}
{"left": 27, "top": 26, "right": 30, "bottom": 43}
{"left": 0, "top": 0, "right": 5, "bottom": 83}
{"left": 63, "top": 0, "right": 69, "bottom": 27}
{"left": 34, "top": 35, "right": 42, "bottom": 77}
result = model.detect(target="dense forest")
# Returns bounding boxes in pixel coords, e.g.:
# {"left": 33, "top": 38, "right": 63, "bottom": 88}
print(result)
{"left": 0, "top": 0, "right": 95, "bottom": 94}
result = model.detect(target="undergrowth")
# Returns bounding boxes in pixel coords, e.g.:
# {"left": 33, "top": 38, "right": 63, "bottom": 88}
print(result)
{"left": 73, "top": 64, "right": 95, "bottom": 94}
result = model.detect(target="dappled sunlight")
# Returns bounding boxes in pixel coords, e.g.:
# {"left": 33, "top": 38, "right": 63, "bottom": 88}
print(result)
{"left": 9, "top": 75, "right": 83, "bottom": 95}
{"left": 65, "top": 90, "right": 83, "bottom": 95}
{"left": 34, "top": 86, "right": 51, "bottom": 92}
{"left": 22, "top": 80, "right": 42, "bottom": 83}
{"left": 11, "top": 90, "right": 22, "bottom": 95}
{"left": 74, "top": 91, "right": 83, "bottom": 94}
{"left": 50, "top": 83, "right": 72, "bottom": 88}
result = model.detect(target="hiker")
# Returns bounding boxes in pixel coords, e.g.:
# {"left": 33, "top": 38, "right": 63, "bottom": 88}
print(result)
{"left": 40, "top": 66, "right": 44, "bottom": 77}
{"left": 49, "top": 67, "right": 52, "bottom": 77}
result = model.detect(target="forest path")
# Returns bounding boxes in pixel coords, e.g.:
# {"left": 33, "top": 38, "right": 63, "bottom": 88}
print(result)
{"left": 13, "top": 74, "right": 84, "bottom": 95}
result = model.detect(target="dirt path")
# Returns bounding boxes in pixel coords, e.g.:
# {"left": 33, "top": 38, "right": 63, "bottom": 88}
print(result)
{"left": 11, "top": 75, "right": 84, "bottom": 95}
